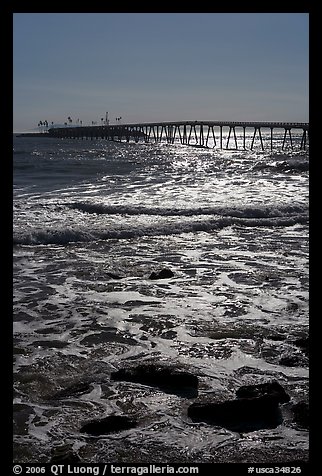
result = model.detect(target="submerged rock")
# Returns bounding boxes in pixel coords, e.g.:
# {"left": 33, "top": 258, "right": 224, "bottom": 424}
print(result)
{"left": 188, "top": 395, "right": 283, "bottom": 432}
{"left": 80, "top": 415, "right": 137, "bottom": 436}
{"left": 111, "top": 364, "right": 198, "bottom": 398}
{"left": 45, "top": 381, "right": 93, "bottom": 400}
{"left": 292, "top": 401, "right": 309, "bottom": 429}
{"left": 106, "top": 271, "right": 123, "bottom": 280}
{"left": 13, "top": 404, "right": 35, "bottom": 435}
{"left": 235, "top": 380, "right": 290, "bottom": 403}
{"left": 32, "top": 340, "right": 69, "bottom": 349}
{"left": 149, "top": 268, "right": 174, "bottom": 280}
{"left": 80, "top": 330, "right": 137, "bottom": 346}
{"left": 50, "top": 444, "right": 81, "bottom": 463}
{"left": 188, "top": 380, "right": 290, "bottom": 433}
{"left": 160, "top": 330, "right": 177, "bottom": 340}
{"left": 279, "top": 354, "right": 303, "bottom": 367}
{"left": 293, "top": 337, "right": 309, "bottom": 356}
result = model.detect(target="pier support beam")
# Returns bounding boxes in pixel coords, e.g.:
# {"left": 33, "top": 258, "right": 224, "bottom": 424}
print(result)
{"left": 48, "top": 121, "right": 308, "bottom": 152}
{"left": 193, "top": 124, "right": 198, "bottom": 144}
{"left": 199, "top": 124, "right": 204, "bottom": 146}
{"left": 226, "top": 126, "right": 238, "bottom": 149}
{"left": 282, "top": 128, "right": 293, "bottom": 150}
{"left": 250, "top": 127, "right": 264, "bottom": 151}
{"left": 300, "top": 130, "right": 307, "bottom": 150}
{"left": 211, "top": 126, "right": 216, "bottom": 147}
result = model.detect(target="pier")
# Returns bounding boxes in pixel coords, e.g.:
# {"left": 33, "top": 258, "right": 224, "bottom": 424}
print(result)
{"left": 48, "top": 121, "right": 309, "bottom": 151}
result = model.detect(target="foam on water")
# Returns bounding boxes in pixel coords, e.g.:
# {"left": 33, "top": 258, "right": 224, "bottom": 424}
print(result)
{"left": 13, "top": 137, "right": 309, "bottom": 463}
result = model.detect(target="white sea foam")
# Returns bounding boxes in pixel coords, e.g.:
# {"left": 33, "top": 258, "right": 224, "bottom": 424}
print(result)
{"left": 13, "top": 136, "right": 309, "bottom": 463}
{"left": 13, "top": 212, "right": 308, "bottom": 245}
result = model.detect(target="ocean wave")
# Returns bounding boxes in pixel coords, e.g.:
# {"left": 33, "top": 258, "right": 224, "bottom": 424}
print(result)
{"left": 13, "top": 213, "right": 309, "bottom": 246}
{"left": 252, "top": 159, "right": 309, "bottom": 173}
{"left": 68, "top": 202, "right": 307, "bottom": 219}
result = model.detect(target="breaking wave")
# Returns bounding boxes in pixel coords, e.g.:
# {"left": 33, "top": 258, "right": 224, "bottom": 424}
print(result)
{"left": 68, "top": 202, "right": 307, "bottom": 218}
{"left": 13, "top": 204, "right": 308, "bottom": 246}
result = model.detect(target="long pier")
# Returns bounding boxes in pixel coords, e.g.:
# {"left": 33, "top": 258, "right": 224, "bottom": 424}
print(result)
{"left": 48, "top": 121, "right": 309, "bottom": 151}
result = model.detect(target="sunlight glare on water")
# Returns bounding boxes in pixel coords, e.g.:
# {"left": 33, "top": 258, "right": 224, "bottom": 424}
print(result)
{"left": 13, "top": 134, "right": 309, "bottom": 463}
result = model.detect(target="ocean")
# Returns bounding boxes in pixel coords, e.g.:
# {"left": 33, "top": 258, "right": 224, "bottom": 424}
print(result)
{"left": 13, "top": 131, "right": 309, "bottom": 464}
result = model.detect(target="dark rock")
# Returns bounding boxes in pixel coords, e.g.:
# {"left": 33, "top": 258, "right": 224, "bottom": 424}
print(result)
{"left": 32, "top": 340, "right": 69, "bottom": 349}
{"left": 293, "top": 337, "right": 309, "bottom": 356}
{"left": 80, "top": 415, "right": 137, "bottom": 436}
{"left": 80, "top": 330, "right": 137, "bottom": 346}
{"left": 158, "top": 268, "right": 174, "bottom": 279}
{"left": 279, "top": 355, "right": 302, "bottom": 367}
{"left": 50, "top": 444, "right": 81, "bottom": 463}
{"left": 267, "top": 334, "right": 287, "bottom": 341}
{"left": 106, "top": 272, "right": 123, "bottom": 280}
{"left": 286, "top": 302, "right": 299, "bottom": 312}
{"left": 292, "top": 401, "right": 309, "bottom": 429}
{"left": 46, "top": 381, "right": 93, "bottom": 400}
{"left": 111, "top": 364, "right": 198, "bottom": 398}
{"left": 13, "top": 404, "right": 34, "bottom": 435}
{"left": 188, "top": 395, "right": 283, "bottom": 432}
{"left": 193, "top": 380, "right": 292, "bottom": 432}
{"left": 160, "top": 330, "right": 177, "bottom": 340}
{"left": 149, "top": 268, "right": 174, "bottom": 280}
{"left": 235, "top": 380, "right": 290, "bottom": 403}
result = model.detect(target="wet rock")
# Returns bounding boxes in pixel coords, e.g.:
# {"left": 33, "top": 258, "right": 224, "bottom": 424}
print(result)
{"left": 45, "top": 381, "right": 93, "bottom": 400}
{"left": 292, "top": 401, "right": 309, "bottom": 429}
{"left": 158, "top": 268, "right": 175, "bottom": 279}
{"left": 188, "top": 395, "right": 283, "bottom": 433}
{"left": 80, "top": 415, "right": 137, "bottom": 436}
{"left": 293, "top": 337, "right": 309, "bottom": 356}
{"left": 149, "top": 268, "right": 174, "bottom": 280}
{"left": 106, "top": 272, "right": 123, "bottom": 280}
{"left": 235, "top": 380, "right": 290, "bottom": 403}
{"left": 80, "top": 330, "right": 137, "bottom": 346}
{"left": 279, "top": 354, "right": 302, "bottom": 367}
{"left": 13, "top": 346, "right": 29, "bottom": 355}
{"left": 33, "top": 340, "right": 69, "bottom": 349}
{"left": 160, "top": 330, "right": 177, "bottom": 340}
{"left": 111, "top": 364, "right": 198, "bottom": 398}
{"left": 286, "top": 302, "right": 299, "bottom": 312}
{"left": 13, "top": 404, "right": 34, "bottom": 435}
{"left": 267, "top": 334, "right": 287, "bottom": 341}
{"left": 188, "top": 381, "right": 290, "bottom": 432}
{"left": 50, "top": 444, "right": 81, "bottom": 463}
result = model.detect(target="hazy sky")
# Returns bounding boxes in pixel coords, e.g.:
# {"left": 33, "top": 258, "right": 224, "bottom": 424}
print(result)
{"left": 13, "top": 13, "right": 309, "bottom": 132}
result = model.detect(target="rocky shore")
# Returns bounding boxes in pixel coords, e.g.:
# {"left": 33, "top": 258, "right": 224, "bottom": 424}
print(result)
{"left": 33, "top": 356, "right": 308, "bottom": 464}
{"left": 13, "top": 268, "right": 309, "bottom": 464}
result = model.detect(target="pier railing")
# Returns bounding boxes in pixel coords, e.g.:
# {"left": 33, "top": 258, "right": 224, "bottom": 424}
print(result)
{"left": 48, "top": 121, "right": 309, "bottom": 151}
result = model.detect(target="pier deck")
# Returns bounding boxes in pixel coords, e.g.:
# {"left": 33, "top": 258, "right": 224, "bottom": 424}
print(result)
{"left": 48, "top": 121, "right": 309, "bottom": 151}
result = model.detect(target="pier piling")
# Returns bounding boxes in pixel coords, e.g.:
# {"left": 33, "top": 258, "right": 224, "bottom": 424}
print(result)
{"left": 48, "top": 121, "right": 309, "bottom": 151}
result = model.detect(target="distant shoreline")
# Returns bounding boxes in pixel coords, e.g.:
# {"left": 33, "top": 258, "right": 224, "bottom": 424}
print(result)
{"left": 15, "top": 132, "right": 50, "bottom": 137}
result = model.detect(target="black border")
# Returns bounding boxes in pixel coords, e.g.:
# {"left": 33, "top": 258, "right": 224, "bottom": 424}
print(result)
{"left": 8, "top": 5, "right": 313, "bottom": 474}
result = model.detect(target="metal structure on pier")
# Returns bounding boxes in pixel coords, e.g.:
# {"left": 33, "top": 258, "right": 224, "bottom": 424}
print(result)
{"left": 48, "top": 121, "right": 309, "bottom": 151}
